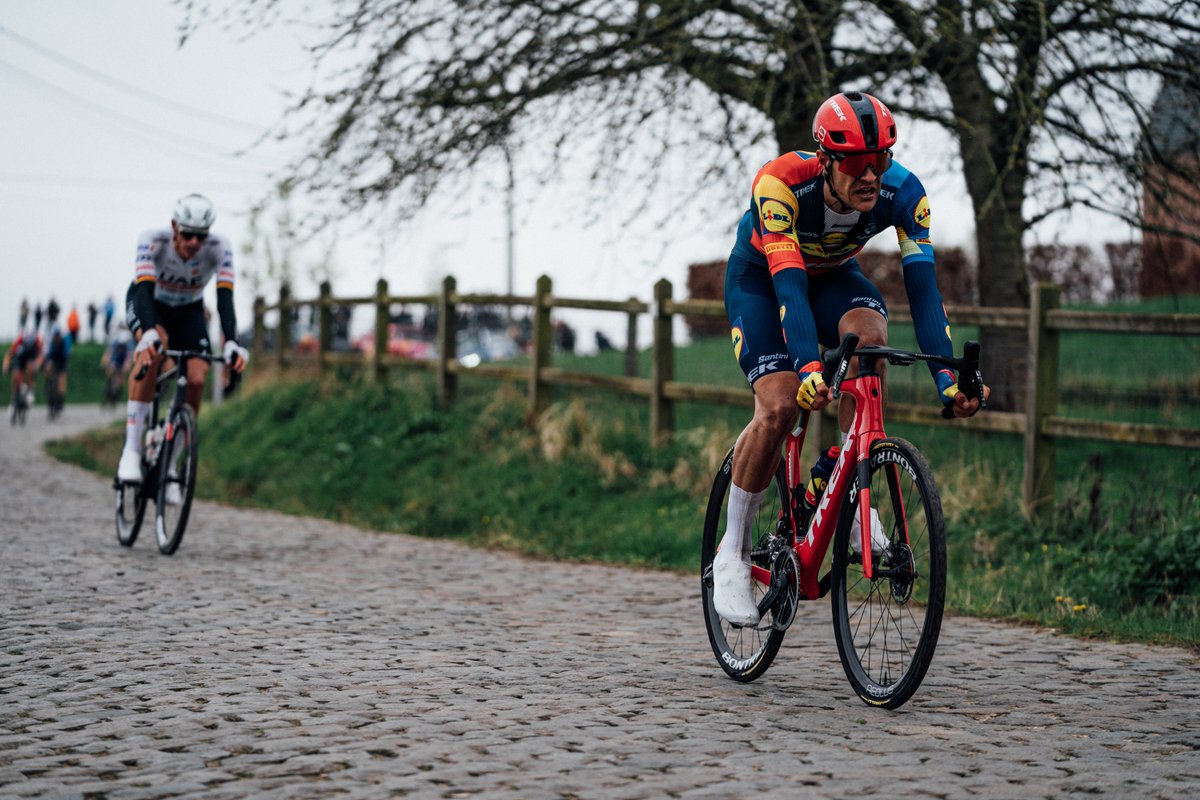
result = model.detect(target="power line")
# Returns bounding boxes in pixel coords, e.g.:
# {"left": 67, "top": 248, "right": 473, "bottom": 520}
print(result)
{"left": 0, "top": 58, "right": 284, "bottom": 173}
{"left": 0, "top": 171, "right": 261, "bottom": 190}
{"left": 0, "top": 24, "right": 268, "bottom": 134}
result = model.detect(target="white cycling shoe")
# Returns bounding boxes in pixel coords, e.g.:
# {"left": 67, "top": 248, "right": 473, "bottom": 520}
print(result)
{"left": 117, "top": 450, "right": 142, "bottom": 483}
{"left": 163, "top": 479, "right": 183, "bottom": 505}
{"left": 850, "top": 507, "right": 890, "bottom": 558}
{"left": 711, "top": 552, "right": 761, "bottom": 626}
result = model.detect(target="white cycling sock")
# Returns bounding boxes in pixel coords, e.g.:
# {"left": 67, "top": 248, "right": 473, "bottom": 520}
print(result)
{"left": 123, "top": 401, "right": 150, "bottom": 454}
{"left": 720, "top": 484, "right": 767, "bottom": 562}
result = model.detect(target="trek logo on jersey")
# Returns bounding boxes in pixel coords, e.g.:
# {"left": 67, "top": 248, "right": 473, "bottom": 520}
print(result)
{"left": 914, "top": 196, "right": 931, "bottom": 228}
{"left": 760, "top": 199, "right": 793, "bottom": 233}
{"left": 731, "top": 319, "right": 745, "bottom": 361}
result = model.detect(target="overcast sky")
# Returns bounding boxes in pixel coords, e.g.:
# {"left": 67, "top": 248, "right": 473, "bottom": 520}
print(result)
{"left": 1, "top": 1, "right": 1132, "bottom": 349}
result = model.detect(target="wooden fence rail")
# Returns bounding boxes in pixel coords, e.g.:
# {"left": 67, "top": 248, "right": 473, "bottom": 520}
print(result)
{"left": 254, "top": 278, "right": 1200, "bottom": 519}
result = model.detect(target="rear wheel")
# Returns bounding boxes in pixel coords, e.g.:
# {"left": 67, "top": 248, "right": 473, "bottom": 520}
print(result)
{"left": 155, "top": 406, "right": 198, "bottom": 555}
{"left": 830, "top": 437, "right": 946, "bottom": 709}
{"left": 701, "top": 448, "right": 793, "bottom": 682}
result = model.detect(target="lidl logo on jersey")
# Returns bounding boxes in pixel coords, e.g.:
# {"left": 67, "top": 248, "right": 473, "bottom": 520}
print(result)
{"left": 913, "top": 196, "right": 931, "bottom": 228}
{"left": 731, "top": 320, "right": 745, "bottom": 361}
{"left": 760, "top": 199, "right": 793, "bottom": 233}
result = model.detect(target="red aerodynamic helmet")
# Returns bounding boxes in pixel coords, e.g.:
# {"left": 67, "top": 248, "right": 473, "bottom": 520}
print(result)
{"left": 812, "top": 92, "right": 898, "bottom": 153}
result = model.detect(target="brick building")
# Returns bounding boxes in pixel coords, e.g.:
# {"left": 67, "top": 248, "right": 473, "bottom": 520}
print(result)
{"left": 1142, "top": 75, "right": 1200, "bottom": 297}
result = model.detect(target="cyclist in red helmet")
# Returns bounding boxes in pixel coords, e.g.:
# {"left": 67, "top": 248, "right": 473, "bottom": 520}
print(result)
{"left": 713, "top": 91, "right": 988, "bottom": 626}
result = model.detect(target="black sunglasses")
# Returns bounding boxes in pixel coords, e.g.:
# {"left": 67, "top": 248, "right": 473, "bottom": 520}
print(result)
{"left": 178, "top": 229, "right": 209, "bottom": 242}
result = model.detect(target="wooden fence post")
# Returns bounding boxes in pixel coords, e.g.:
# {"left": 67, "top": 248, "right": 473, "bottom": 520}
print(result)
{"left": 651, "top": 278, "right": 675, "bottom": 445}
{"left": 625, "top": 297, "right": 639, "bottom": 378}
{"left": 276, "top": 283, "right": 291, "bottom": 370}
{"left": 529, "top": 275, "right": 553, "bottom": 420}
{"left": 252, "top": 295, "right": 266, "bottom": 364}
{"left": 437, "top": 276, "right": 457, "bottom": 405}
{"left": 1023, "top": 283, "right": 1061, "bottom": 519}
{"left": 372, "top": 278, "right": 388, "bottom": 383}
{"left": 318, "top": 281, "right": 332, "bottom": 377}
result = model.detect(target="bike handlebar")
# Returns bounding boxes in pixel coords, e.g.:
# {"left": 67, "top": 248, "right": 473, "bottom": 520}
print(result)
{"left": 132, "top": 348, "right": 239, "bottom": 398}
{"left": 820, "top": 333, "right": 986, "bottom": 419}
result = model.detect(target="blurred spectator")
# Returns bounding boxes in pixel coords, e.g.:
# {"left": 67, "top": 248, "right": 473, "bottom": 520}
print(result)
{"left": 103, "top": 293, "right": 115, "bottom": 339}
{"left": 87, "top": 302, "right": 98, "bottom": 341}
{"left": 595, "top": 331, "right": 615, "bottom": 352}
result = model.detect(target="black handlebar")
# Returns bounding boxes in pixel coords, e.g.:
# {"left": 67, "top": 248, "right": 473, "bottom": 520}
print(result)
{"left": 820, "top": 333, "right": 986, "bottom": 419}
{"left": 132, "top": 347, "right": 235, "bottom": 394}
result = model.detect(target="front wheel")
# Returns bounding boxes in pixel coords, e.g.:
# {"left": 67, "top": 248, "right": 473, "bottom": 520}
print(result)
{"left": 155, "top": 405, "right": 198, "bottom": 555}
{"left": 115, "top": 478, "right": 147, "bottom": 547}
{"left": 700, "top": 448, "right": 792, "bottom": 682}
{"left": 830, "top": 437, "right": 946, "bottom": 709}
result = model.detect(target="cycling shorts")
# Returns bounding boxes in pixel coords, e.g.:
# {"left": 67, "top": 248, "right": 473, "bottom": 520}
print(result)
{"left": 155, "top": 302, "right": 212, "bottom": 353}
{"left": 125, "top": 282, "right": 211, "bottom": 353}
{"left": 12, "top": 345, "right": 39, "bottom": 372}
{"left": 724, "top": 255, "right": 887, "bottom": 385}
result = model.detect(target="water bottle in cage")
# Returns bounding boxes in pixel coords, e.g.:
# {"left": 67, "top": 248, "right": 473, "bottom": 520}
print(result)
{"left": 800, "top": 445, "right": 841, "bottom": 514}
{"left": 145, "top": 423, "right": 163, "bottom": 464}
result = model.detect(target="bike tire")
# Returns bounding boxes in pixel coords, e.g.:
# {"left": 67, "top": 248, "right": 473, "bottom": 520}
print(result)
{"left": 700, "top": 448, "right": 791, "bottom": 682}
{"left": 115, "top": 479, "right": 148, "bottom": 547}
{"left": 155, "top": 405, "right": 198, "bottom": 555}
{"left": 830, "top": 437, "right": 946, "bottom": 709}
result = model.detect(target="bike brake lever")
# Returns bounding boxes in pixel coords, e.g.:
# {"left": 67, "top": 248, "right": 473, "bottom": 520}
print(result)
{"left": 824, "top": 333, "right": 860, "bottom": 399}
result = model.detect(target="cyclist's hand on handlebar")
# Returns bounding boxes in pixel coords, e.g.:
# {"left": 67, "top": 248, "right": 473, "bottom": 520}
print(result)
{"left": 948, "top": 383, "right": 991, "bottom": 418}
{"left": 937, "top": 368, "right": 988, "bottom": 418}
{"left": 796, "top": 361, "right": 831, "bottom": 411}
{"left": 223, "top": 340, "right": 249, "bottom": 373}
{"left": 134, "top": 328, "right": 161, "bottom": 356}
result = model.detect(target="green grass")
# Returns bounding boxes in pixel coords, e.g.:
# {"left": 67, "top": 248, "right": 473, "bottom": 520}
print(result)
{"left": 40, "top": 294, "right": 1200, "bottom": 649}
{"left": 50, "top": 365, "right": 1199, "bottom": 650}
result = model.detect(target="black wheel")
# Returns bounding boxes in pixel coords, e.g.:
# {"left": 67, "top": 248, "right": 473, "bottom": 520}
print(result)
{"left": 701, "top": 448, "right": 794, "bottom": 682}
{"left": 115, "top": 478, "right": 148, "bottom": 547}
{"left": 830, "top": 437, "right": 946, "bottom": 709}
{"left": 155, "top": 405, "right": 198, "bottom": 555}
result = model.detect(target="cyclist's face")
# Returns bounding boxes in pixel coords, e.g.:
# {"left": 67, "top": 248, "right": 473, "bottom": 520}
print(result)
{"left": 172, "top": 222, "right": 207, "bottom": 259}
{"left": 821, "top": 152, "right": 884, "bottom": 213}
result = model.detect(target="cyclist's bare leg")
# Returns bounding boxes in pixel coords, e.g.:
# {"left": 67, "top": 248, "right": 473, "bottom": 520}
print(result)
{"left": 837, "top": 308, "right": 888, "bottom": 435}
{"left": 119, "top": 327, "right": 168, "bottom": 480}
{"left": 184, "top": 359, "right": 208, "bottom": 414}
{"left": 731, "top": 371, "right": 801, "bottom": 492}
{"left": 714, "top": 371, "right": 801, "bottom": 625}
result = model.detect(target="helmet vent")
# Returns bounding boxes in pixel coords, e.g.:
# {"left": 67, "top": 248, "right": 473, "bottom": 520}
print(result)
{"left": 830, "top": 131, "right": 847, "bottom": 144}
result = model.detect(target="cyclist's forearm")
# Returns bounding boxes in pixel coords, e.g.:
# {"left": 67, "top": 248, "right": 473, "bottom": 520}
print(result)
{"left": 216, "top": 287, "right": 237, "bottom": 343}
{"left": 902, "top": 260, "right": 954, "bottom": 379}
{"left": 130, "top": 280, "right": 158, "bottom": 336}
{"left": 771, "top": 267, "right": 821, "bottom": 372}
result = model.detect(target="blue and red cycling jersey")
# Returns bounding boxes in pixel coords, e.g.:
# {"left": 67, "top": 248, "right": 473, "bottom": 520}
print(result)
{"left": 725, "top": 150, "right": 957, "bottom": 400}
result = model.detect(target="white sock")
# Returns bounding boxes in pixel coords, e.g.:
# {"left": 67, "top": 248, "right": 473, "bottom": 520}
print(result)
{"left": 720, "top": 485, "right": 767, "bottom": 562}
{"left": 123, "top": 401, "right": 150, "bottom": 454}
{"left": 841, "top": 430, "right": 850, "bottom": 447}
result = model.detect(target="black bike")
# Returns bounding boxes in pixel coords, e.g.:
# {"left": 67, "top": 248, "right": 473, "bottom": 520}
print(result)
{"left": 114, "top": 349, "right": 235, "bottom": 555}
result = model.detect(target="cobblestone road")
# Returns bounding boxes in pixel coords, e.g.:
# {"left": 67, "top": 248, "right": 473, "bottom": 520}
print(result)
{"left": 2, "top": 406, "right": 1199, "bottom": 799}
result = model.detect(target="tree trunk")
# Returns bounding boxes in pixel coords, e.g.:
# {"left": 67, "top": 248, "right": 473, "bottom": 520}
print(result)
{"left": 944, "top": 64, "right": 1032, "bottom": 411}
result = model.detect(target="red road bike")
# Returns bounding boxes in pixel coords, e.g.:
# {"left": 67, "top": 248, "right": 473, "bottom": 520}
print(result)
{"left": 701, "top": 333, "right": 984, "bottom": 708}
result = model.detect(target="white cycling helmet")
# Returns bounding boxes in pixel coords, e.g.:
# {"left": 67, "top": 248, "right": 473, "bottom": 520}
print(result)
{"left": 173, "top": 193, "right": 216, "bottom": 232}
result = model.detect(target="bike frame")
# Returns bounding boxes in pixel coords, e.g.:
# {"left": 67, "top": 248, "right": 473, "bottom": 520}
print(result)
{"left": 748, "top": 357, "right": 896, "bottom": 598}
